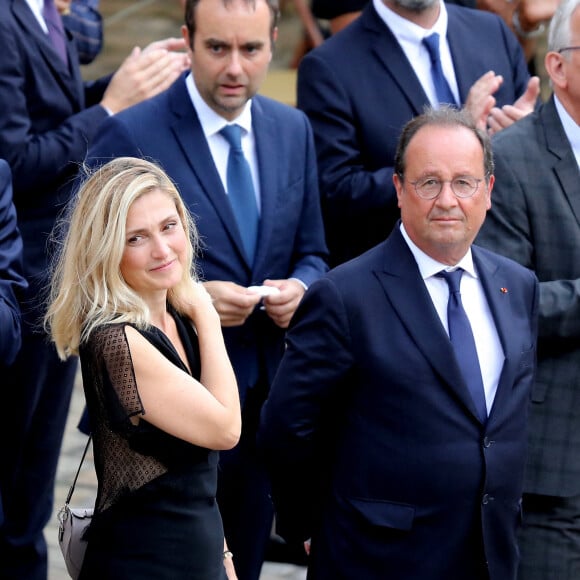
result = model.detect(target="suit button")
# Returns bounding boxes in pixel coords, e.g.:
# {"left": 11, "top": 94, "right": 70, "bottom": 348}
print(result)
{"left": 483, "top": 437, "right": 493, "bottom": 448}
{"left": 482, "top": 494, "right": 494, "bottom": 505}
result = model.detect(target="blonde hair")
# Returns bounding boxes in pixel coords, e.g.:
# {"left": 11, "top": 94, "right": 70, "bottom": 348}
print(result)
{"left": 46, "top": 157, "right": 200, "bottom": 360}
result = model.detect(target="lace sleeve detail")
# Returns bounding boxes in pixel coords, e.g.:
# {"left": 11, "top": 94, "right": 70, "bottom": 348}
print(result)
{"left": 92, "top": 324, "right": 144, "bottom": 421}
{"left": 84, "top": 324, "right": 168, "bottom": 513}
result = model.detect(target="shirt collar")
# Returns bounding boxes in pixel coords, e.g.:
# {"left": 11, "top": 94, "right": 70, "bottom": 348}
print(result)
{"left": 185, "top": 72, "right": 253, "bottom": 139}
{"left": 27, "top": 0, "right": 44, "bottom": 12}
{"left": 554, "top": 94, "right": 580, "bottom": 167}
{"left": 25, "top": 0, "right": 48, "bottom": 32}
{"left": 373, "top": 0, "right": 449, "bottom": 44}
{"left": 399, "top": 222, "right": 477, "bottom": 280}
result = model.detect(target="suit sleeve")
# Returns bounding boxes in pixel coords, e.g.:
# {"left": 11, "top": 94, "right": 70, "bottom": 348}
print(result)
{"left": 477, "top": 137, "right": 580, "bottom": 340}
{"left": 0, "top": 16, "right": 108, "bottom": 199}
{"left": 259, "top": 276, "right": 353, "bottom": 542}
{"left": 297, "top": 52, "right": 396, "bottom": 218}
{"left": 85, "top": 115, "right": 145, "bottom": 167}
{"left": 287, "top": 114, "right": 329, "bottom": 286}
{"left": 0, "top": 162, "right": 27, "bottom": 365}
{"left": 72, "top": 115, "right": 146, "bottom": 199}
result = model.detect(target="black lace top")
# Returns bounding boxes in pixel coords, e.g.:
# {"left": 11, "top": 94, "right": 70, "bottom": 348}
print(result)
{"left": 78, "top": 312, "right": 213, "bottom": 515}
{"left": 78, "top": 310, "right": 227, "bottom": 579}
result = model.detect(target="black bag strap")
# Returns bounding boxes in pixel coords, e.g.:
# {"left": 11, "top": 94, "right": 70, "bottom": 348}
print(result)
{"left": 65, "top": 436, "right": 92, "bottom": 506}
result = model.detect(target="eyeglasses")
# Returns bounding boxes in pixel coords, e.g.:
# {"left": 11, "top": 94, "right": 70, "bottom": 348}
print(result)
{"left": 402, "top": 175, "right": 485, "bottom": 200}
{"left": 558, "top": 46, "right": 580, "bottom": 53}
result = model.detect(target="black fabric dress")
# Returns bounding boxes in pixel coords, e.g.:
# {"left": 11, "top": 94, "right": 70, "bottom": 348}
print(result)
{"left": 78, "top": 311, "right": 227, "bottom": 579}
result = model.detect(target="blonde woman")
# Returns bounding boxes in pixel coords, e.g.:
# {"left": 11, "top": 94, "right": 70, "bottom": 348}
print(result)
{"left": 46, "top": 157, "right": 240, "bottom": 579}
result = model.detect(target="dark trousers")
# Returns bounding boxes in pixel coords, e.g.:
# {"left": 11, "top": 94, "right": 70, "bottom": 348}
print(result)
{"left": 518, "top": 492, "right": 580, "bottom": 580}
{"left": 0, "top": 316, "right": 78, "bottom": 580}
{"left": 217, "top": 384, "right": 274, "bottom": 580}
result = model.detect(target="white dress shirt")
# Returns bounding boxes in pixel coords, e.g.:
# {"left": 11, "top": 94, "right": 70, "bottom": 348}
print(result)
{"left": 372, "top": 0, "right": 460, "bottom": 108}
{"left": 554, "top": 94, "right": 580, "bottom": 169}
{"left": 400, "top": 224, "right": 505, "bottom": 415}
{"left": 185, "top": 73, "right": 262, "bottom": 213}
{"left": 25, "top": 0, "right": 49, "bottom": 33}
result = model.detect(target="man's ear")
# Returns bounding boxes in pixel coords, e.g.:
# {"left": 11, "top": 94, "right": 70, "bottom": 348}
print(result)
{"left": 545, "top": 51, "right": 567, "bottom": 89}
{"left": 393, "top": 172, "right": 404, "bottom": 209}
{"left": 485, "top": 174, "right": 494, "bottom": 211}
{"left": 182, "top": 24, "right": 193, "bottom": 51}
{"left": 268, "top": 27, "right": 278, "bottom": 62}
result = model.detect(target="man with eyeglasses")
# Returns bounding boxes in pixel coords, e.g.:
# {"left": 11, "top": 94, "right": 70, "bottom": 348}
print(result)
{"left": 297, "top": 0, "right": 542, "bottom": 269}
{"left": 260, "top": 106, "right": 539, "bottom": 580}
{"left": 477, "top": 0, "right": 580, "bottom": 577}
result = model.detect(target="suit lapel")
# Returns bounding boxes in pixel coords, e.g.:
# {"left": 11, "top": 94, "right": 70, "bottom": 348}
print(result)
{"left": 251, "top": 97, "right": 277, "bottom": 275}
{"left": 472, "top": 247, "right": 524, "bottom": 423}
{"left": 374, "top": 228, "right": 483, "bottom": 422}
{"left": 168, "top": 80, "right": 250, "bottom": 268}
{"left": 542, "top": 97, "right": 580, "bottom": 226}
{"left": 446, "top": 8, "right": 478, "bottom": 104}
{"left": 362, "top": 5, "right": 429, "bottom": 115}
{"left": 13, "top": 0, "right": 80, "bottom": 103}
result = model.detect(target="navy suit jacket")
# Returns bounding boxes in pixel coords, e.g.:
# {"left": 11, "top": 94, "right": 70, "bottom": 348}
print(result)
{"left": 298, "top": 2, "right": 530, "bottom": 265}
{"left": 86, "top": 74, "right": 328, "bottom": 401}
{"left": 0, "top": 160, "right": 27, "bottom": 368}
{"left": 0, "top": 159, "right": 27, "bottom": 526}
{"left": 260, "top": 227, "right": 539, "bottom": 579}
{"left": 0, "top": 0, "right": 109, "bottom": 282}
{"left": 477, "top": 96, "right": 580, "bottom": 498}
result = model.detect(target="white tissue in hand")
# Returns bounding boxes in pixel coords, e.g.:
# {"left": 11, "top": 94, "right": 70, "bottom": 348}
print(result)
{"left": 247, "top": 285, "right": 281, "bottom": 297}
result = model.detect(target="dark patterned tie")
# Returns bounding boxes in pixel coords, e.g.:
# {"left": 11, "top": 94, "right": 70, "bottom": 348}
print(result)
{"left": 439, "top": 269, "right": 487, "bottom": 423}
{"left": 220, "top": 124, "right": 259, "bottom": 264}
{"left": 423, "top": 33, "right": 455, "bottom": 106}
{"left": 43, "top": 0, "right": 69, "bottom": 66}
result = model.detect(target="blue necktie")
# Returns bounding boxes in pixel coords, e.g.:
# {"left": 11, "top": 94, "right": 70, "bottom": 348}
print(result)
{"left": 220, "top": 124, "right": 259, "bottom": 264}
{"left": 423, "top": 33, "right": 455, "bottom": 106}
{"left": 439, "top": 269, "right": 487, "bottom": 423}
{"left": 43, "top": 0, "right": 69, "bottom": 67}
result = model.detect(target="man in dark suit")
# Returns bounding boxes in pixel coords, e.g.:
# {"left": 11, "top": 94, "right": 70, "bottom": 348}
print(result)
{"left": 0, "top": 2, "right": 189, "bottom": 577}
{"left": 298, "top": 0, "right": 539, "bottom": 266}
{"left": 0, "top": 159, "right": 27, "bottom": 528}
{"left": 61, "top": 0, "right": 103, "bottom": 65}
{"left": 260, "top": 107, "right": 539, "bottom": 579}
{"left": 84, "top": 0, "right": 328, "bottom": 578}
{"left": 0, "top": 160, "right": 27, "bottom": 371}
{"left": 476, "top": 1, "right": 580, "bottom": 577}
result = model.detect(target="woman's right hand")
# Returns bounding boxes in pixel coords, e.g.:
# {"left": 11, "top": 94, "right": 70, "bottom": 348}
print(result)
{"left": 187, "top": 282, "right": 221, "bottom": 327}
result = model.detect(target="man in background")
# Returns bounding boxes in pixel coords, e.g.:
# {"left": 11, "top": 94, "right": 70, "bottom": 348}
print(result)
{"left": 0, "top": 161, "right": 26, "bottom": 372}
{"left": 298, "top": 0, "right": 539, "bottom": 266}
{"left": 477, "top": 0, "right": 580, "bottom": 577}
{"left": 60, "top": 0, "right": 103, "bottom": 65}
{"left": 0, "top": 160, "right": 27, "bottom": 530}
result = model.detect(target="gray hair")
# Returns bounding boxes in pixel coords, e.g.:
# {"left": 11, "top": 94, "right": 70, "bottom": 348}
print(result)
{"left": 548, "top": 0, "right": 580, "bottom": 54}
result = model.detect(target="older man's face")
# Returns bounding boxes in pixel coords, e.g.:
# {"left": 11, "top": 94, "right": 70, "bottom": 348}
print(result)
{"left": 394, "top": 124, "right": 493, "bottom": 266}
